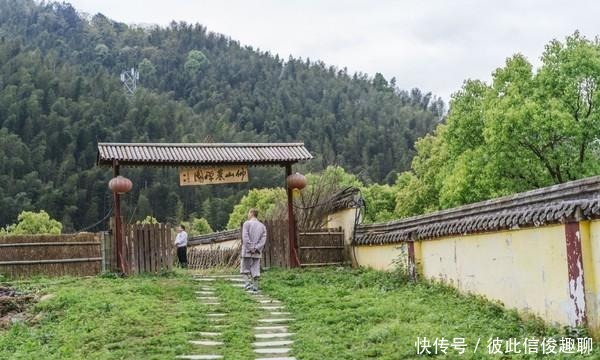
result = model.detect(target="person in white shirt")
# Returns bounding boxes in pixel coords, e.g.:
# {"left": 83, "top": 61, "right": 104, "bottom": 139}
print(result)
{"left": 174, "top": 225, "right": 188, "bottom": 268}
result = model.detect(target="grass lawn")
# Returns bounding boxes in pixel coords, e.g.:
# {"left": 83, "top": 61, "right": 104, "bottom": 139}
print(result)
{"left": 0, "top": 272, "right": 208, "bottom": 359}
{"left": 0, "top": 267, "right": 596, "bottom": 359}
{"left": 261, "top": 267, "right": 596, "bottom": 359}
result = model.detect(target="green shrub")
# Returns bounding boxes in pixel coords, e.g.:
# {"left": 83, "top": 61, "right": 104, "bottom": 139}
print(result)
{"left": 2, "top": 210, "right": 62, "bottom": 235}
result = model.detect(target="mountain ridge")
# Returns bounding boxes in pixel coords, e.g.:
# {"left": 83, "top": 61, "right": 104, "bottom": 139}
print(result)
{"left": 0, "top": 0, "right": 443, "bottom": 230}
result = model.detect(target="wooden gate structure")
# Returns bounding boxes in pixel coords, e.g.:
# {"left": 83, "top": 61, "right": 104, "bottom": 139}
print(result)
{"left": 261, "top": 221, "right": 346, "bottom": 268}
{"left": 97, "top": 142, "right": 313, "bottom": 274}
{"left": 104, "top": 222, "right": 174, "bottom": 274}
{"left": 297, "top": 227, "right": 345, "bottom": 266}
{"left": 261, "top": 220, "right": 290, "bottom": 268}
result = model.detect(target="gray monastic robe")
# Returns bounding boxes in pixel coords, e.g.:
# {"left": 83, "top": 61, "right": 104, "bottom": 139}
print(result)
{"left": 241, "top": 218, "right": 267, "bottom": 258}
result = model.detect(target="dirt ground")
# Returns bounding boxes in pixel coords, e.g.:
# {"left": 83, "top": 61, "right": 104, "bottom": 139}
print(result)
{"left": 0, "top": 286, "right": 32, "bottom": 328}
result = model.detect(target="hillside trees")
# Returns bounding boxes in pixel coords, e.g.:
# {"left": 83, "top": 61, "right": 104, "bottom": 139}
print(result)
{"left": 0, "top": 0, "right": 443, "bottom": 231}
{"left": 394, "top": 32, "right": 600, "bottom": 217}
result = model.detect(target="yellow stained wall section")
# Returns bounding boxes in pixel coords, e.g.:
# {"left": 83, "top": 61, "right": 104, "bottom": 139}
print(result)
{"left": 354, "top": 244, "right": 405, "bottom": 271}
{"left": 328, "top": 208, "right": 359, "bottom": 265}
{"left": 327, "top": 208, "right": 358, "bottom": 246}
{"left": 418, "top": 225, "right": 572, "bottom": 325}
{"left": 352, "top": 221, "right": 600, "bottom": 333}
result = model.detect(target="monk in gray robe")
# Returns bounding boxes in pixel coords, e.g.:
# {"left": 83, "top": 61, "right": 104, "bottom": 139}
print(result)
{"left": 240, "top": 208, "right": 267, "bottom": 292}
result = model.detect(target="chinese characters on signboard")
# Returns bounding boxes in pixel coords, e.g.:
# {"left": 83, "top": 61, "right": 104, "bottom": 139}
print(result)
{"left": 179, "top": 165, "right": 249, "bottom": 186}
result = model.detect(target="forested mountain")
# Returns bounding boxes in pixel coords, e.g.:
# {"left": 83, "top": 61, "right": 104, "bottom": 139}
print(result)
{"left": 0, "top": 0, "right": 443, "bottom": 230}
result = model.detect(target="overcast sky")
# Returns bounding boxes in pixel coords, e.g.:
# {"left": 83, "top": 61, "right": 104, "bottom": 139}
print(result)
{"left": 68, "top": 0, "right": 600, "bottom": 102}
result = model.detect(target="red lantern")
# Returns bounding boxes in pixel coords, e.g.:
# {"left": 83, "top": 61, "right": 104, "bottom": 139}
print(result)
{"left": 286, "top": 172, "right": 307, "bottom": 190}
{"left": 109, "top": 176, "right": 133, "bottom": 193}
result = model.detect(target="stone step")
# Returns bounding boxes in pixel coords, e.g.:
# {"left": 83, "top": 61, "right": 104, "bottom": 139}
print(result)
{"left": 257, "top": 300, "right": 281, "bottom": 304}
{"left": 254, "top": 348, "right": 291, "bottom": 355}
{"left": 270, "top": 312, "right": 292, "bottom": 316}
{"left": 205, "top": 325, "right": 228, "bottom": 330}
{"left": 197, "top": 297, "right": 219, "bottom": 300}
{"left": 255, "top": 357, "right": 296, "bottom": 360}
{"left": 258, "top": 318, "right": 294, "bottom": 323}
{"left": 198, "top": 332, "right": 221, "bottom": 337}
{"left": 208, "top": 317, "right": 226, "bottom": 322}
{"left": 176, "top": 355, "right": 223, "bottom": 360}
{"left": 189, "top": 340, "right": 223, "bottom": 346}
{"left": 201, "top": 302, "right": 221, "bottom": 305}
{"left": 200, "top": 287, "right": 215, "bottom": 291}
{"left": 254, "top": 325, "right": 288, "bottom": 332}
{"left": 207, "top": 313, "right": 227, "bottom": 317}
{"left": 255, "top": 333, "right": 294, "bottom": 339}
{"left": 195, "top": 291, "right": 215, "bottom": 295}
{"left": 194, "top": 277, "right": 244, "bottom": 282}
{"left": 253, "top": 340, "right": 294, "bottom": 347}
{"left": 260, "top": 306, "right": 285, "bottom": 310}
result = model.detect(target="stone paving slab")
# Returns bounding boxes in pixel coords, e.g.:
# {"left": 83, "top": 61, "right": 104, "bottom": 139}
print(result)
{"left": 198, "top": 332, "right": 221, "bottom": 337}
{"left": 200, "top": 287, "right": 215, "bottom": 291}
{"left": 189, "top": 340, "right": 223, "bottom": 346}
{"left": 255, "top": 333, "right": 294, "bottom": 339}
{"left": 257, "top": 300, "right": 281, "bottom": 303}
{"left": 196, "top": 291, "right": 215, "bottom": 295}
{"left": 254, "top": 325, "right": 288, "bottom": 332}
{"left": 258, "top": 318, "right": 294, "bottom": 323}
{"left": 207, "top": 313, "right": 227, "bottom": 317}
{"left": 260, "top": 306, "right": 285, "bottom": 310}
{"left": 253, "top": 340, "right": 294, "bottom": 347}
{"left": 254, "top": 348, "right": 291, "bottom": 354}
{"left": 201, "top": 302, "right": 221, "bottom": 305}
{"left": 270, "top": 312, "right": 291, "bottom": 316}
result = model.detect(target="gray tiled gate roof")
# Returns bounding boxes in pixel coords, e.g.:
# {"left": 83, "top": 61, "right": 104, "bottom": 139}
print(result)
{"left": 97, "top": 142, "right": 313, "bottom": 166}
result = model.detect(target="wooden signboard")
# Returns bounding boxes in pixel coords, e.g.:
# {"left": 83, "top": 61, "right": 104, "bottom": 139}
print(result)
{"left": 179, "top": 165, "right": 249, "bottom": 186}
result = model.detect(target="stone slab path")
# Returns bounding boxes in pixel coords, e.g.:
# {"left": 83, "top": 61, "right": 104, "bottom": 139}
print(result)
{"left": 176, "top": 274, "right": 297, "bottom": 360}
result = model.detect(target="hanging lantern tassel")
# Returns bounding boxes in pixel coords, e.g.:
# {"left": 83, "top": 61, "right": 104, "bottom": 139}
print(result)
{"left": 286, "top": 172, "right": 307, "bottom": 190}
{"left": 109, "top": 175, "right": 133, "bottom": 194}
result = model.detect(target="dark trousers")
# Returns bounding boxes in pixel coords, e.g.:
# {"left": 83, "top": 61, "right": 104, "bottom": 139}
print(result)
{"left": 177, "top": 246, "right": 188, "bottom": 268}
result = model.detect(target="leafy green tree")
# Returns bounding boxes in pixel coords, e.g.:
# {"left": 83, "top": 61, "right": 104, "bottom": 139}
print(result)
{"left": 360, "top": 184, "right": 397, "bottom": 223}
{"left": 3, "top": 210, "right": 62, "bottom": 235}
{"left": 137, "top": 216, "right": 158, "bottom": 225}
{"left": 395, "top": 32, "right": 600, "bottom": 217}
{"left": 394, "top": 127, "right": 449, "bottom": 217}
{"left": 227, "top": 188, "right": 286, "bottom": 229}
{"left": 305, "top": 166, "right": 363, "bottom": 191}
{"left": 184, "top": 217, "right": 213, "bottom": 236}
{"left": 184, "top": 50, "right": 208, "bottom": 75}
{"left": 138, "top": 58, "right": 157, "bottom": 86}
